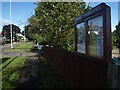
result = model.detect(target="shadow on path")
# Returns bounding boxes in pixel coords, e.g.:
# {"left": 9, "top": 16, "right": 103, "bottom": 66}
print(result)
{"left": 15, "top": 44, "right": 68, "bottom": 89}
{"left": 15, "top": 45, "right": 44, "bottom": 89}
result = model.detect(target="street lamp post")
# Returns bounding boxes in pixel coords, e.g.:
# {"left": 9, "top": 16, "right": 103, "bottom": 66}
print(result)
{"left": 10, "top": 0, "right": 13, "bottom": 48}
{"left": 24, "top": 24, "right": 26, "bottom": 42}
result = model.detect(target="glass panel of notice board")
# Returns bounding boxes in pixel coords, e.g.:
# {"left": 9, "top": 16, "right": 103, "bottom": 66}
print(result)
{"left": 76, "top": 22, "right": 86, "bottom": 54}
{"left": 88, "top": 15, "right": 103, "bottom": 58}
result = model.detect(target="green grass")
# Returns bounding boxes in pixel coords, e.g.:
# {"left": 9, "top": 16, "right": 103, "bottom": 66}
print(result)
{"left": 38, "top": 56, "right": 68, "bottom": 88}
{"left": 5, "top": 42, "right": 33, "bottom": 52}
{"left": 0, "top": 57, "right": 15, "bottom": 69}
{"left": 14, "top": 42, "right": 32, "bottom": 49}
{"left": 0, "top": 42, "right": 33, "bottom": 89}
{"left": 0, "top": 57, "right": 10, "bottom": 65}
{"left": 0, "top": 59, "right": 1, "bottom": 67}
{"left": 0, "top": 56, "right": 26, "bottom": 90}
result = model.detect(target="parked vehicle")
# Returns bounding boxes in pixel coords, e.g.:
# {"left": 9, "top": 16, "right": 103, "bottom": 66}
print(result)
{"left": 112, "top": 57, "right": 120, "bottom": 65}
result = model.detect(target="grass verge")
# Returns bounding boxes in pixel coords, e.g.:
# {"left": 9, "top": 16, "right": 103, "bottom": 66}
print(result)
{"left": 0, "top": 56, "right": 26, "bottom": 90}
{"left": 4, "top": 42, "right": 33, "bottom": 52}
{"left": 0, "top": 57, "right": 16, "bottom": 69}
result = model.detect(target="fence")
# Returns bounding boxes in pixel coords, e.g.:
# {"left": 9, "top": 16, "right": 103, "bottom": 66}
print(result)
{"left": 43, "top": 47, "right": 108, "bottom": 88}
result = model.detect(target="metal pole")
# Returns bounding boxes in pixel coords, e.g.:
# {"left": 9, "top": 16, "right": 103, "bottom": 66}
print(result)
{"left": 24, "top": 24, "right": 25, "bottom": 42}
{"left": 118, "top": 1, "right": 120, "bottom": 23}
{"left": 10, "top": 0, "right": 13, "bottom": 48}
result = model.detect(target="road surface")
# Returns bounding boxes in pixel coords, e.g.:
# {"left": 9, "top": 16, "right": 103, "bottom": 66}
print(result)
{"left": 1, "top": 42, "right": 23, "bottom": 58}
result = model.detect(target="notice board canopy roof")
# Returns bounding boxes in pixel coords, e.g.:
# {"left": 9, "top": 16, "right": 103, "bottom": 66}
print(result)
{"left": 74, "top": 3, "right": 110, "bottom": 24}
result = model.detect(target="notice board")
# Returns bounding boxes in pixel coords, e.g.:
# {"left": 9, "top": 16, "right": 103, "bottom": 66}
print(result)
{"left": 74, "top": 3, "right": 111, "bottom": 62}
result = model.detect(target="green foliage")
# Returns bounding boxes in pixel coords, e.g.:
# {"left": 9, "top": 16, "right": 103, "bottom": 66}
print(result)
{"left": 5, "top": 39, "right": 11, "bottom": 44}
{"left": 14, "top": 42, "right": 33, "bottom": 49}
{"left": 112, "top": 31, "right": 116, "bottom": 49}
{"left": 0, "top": 57, "right": 15, "bottom": 69}
{"left": 16, "top": 35, "right": 23, "bottom": 42}
{"left": 112, "top": 22, "right": 120, "bottom": 49}
{"left": 5, "top": 42, "right": 33, "bottom": 52}
{"left": 2, "top": 24, "right": 21, "bottom": 40}
{"left": 27, "top": 2, "right": 91, "bottom": 51}
{"left": 0, "top": 56, "right": 26, "bottom": 90}
{"left": 40, "top": 0, "right": 80, "bottom": 2}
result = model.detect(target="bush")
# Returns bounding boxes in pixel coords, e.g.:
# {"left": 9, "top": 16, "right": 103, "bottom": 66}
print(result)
{"left": 2, "top": 39, "right": 11, "bottom": 44}
{"left": 39, "top": 41, "right": 48, "bottom": 45}
{"left": 6, "top": 39, "right": 11, "bottom": 44}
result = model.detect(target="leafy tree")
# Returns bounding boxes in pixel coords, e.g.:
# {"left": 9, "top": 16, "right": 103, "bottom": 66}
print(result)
{"left": 112, "top": 30, "right": 116, "bottom": 49}
{"left": 113, "top": 22, "right": 120, "bottom": 52}
{"left": 27, "top": 2, "right": 91, "bottom": 51}
{"left": 2, "top": 24, "right": 21, "bottom": 40}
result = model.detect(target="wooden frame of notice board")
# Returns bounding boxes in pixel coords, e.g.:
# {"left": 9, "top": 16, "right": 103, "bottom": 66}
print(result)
{"left": 74, "top": 3, "right": 111, "bottom": 63}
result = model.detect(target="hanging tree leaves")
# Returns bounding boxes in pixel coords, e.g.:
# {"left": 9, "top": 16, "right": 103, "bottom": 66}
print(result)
{"left": 112, "top": 22, "right": 120, "bottom": 51}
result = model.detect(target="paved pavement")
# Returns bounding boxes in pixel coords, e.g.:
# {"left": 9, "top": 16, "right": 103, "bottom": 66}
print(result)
{"left": 14, "top": 44, "right": 44, "bottom": 89}
{"left": 1, "top": 42, "right": 24, "bottom": 58}
{"left": 15, "top": 56, "right": 44, "bottom": 89}
{"left": 2, "top": 42, "right": 22, "bottom": 50}
{"left": 2, "top": 51, "right": 22, "bottom": 57}
{"left": 1, "top": 42, "right": 44, "bottom": 89}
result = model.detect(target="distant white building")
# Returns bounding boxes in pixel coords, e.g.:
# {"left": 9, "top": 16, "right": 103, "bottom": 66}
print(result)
{"left": 16, "top": 33, "right": 24, "bottom": 37}
{"left": 16, "top": 33, "right": 26, "bottom": 41}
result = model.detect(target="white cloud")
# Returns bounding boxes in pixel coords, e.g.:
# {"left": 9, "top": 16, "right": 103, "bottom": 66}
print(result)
{"left": 0, "top": 18, "right": 10, "bottom": 26}
{"left": 0, "top": 18, "right": 10, "bottom": 32}
{"left": 1, "top": 0, "right": 38, "bottom": 2}
{"left": 0, "top": 18, "right": 17, "bottom": 26}
{"left": 1, "top": 0, "right": 120, "bottom": 2}
{"left": 0, "top": 18, "right": 25, "bottom": 32}
{"left": 0, "top": 18, "right": 18, "bottom": 32}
